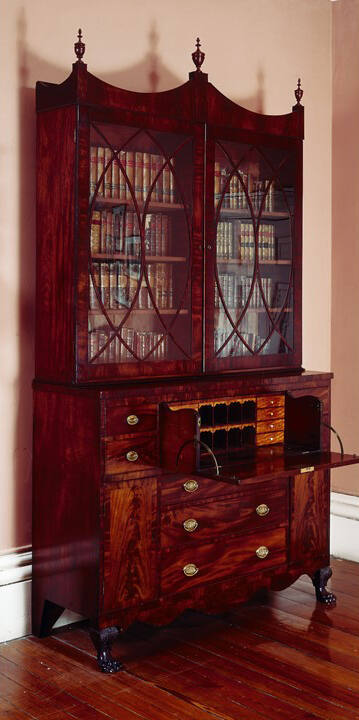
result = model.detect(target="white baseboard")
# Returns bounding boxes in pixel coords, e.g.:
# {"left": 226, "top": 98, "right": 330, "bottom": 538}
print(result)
{"left": 0, "top": 547, "right": 84, "bottom": 643}
{"left": 330, "top": 492, "right": 359, "bottom": 563}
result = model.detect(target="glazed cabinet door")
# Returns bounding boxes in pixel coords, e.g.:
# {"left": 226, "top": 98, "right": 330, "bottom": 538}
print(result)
{"left": 204, "top": 128, "right": 301, "bottom": 372}
{"left": 77, "top": 112, "right": 203, "bottom": 381}
{"left": 102, "top": 478, "right": 158, "bottom": 612}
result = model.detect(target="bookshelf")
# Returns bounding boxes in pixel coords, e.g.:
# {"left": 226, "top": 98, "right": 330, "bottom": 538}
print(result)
{"left": 33, "top": 33, "right": 359, "bottom": 676}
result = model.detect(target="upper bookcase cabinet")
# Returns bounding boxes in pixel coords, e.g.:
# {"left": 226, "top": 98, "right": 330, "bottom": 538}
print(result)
{"left": 35, "top": 32, "right": 304, "bottom": 384}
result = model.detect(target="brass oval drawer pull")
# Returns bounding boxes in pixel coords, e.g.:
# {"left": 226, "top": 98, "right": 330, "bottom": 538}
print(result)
{"left": 127, "top": 414, "right": 139, "bottom": 426}
{"left": 183, "top": 479, "right": 199, "bottom": 493}
{"left": 183, "top": 518, "right": 198, "bottom": 533}
{"left": 126, "top": 450, "right": 138, "bottom": 462}
{"left": 269, "top": 412, "right": 274, "bottom": 417}
{"left": 256, "top": 504, "right": 270, "bottom": 517}
{"left": 256, "top": 545, "right": 269, "bottom": 559}
{"left": 183, "top": 563, "right": 199, "bottom": 577}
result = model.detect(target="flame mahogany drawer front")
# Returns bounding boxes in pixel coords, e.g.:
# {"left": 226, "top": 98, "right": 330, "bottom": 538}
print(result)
{"left": 161, "top": 527, "right": 287, "bottom": 595}
{"left": 104, "top": 403, "right": 157, "bottom": 437}
{"left": 161, "top": 483, "right": 288, "bottom": 549}
{"left": 256, "top": 431, "right": 284, "bottom": 447}
{"left": 257, "top": 395, "right": 285, "bottom": 410}
{"left": 161, "top": 474, "right": 250, "bottom": 507}
{"left": 257, "top": 418, "right": 284, "bottom": 434}
{"left": 257, "top": 405, "right": 285, "bottom": 422}
{"left": 104, "top": 433, "right": 158, "bottom": 474}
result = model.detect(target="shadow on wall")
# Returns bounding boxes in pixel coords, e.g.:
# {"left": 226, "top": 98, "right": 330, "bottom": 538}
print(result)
{"left": 15, "top": 9, "right": 266, "bottom": 549}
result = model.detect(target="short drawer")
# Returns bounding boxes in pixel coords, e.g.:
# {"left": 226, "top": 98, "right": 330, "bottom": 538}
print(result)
{"left": 257, "top": 394, "right": 285, "bottom": 410}
{"left": 256, "top": 431, "right": 284, "bottom": 447}
{"left": 161, "top": 527, "right": 287, "bottom": 595}
{"left": 161, "top": 484, "right": 288, "bottom": 548}
{"left": 257, "top": 418, "right": 284, "bottom": 434}
{"left": 257, "top": 406, "right": 285, "bottom": 422}
{"left": 104, "top": 403, "right": 157, "bottom": 437}
{"left": 104, "top": 434, "right": 157, "bottom": 474}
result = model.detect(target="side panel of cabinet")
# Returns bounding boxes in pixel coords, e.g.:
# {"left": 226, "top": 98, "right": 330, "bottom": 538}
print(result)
{"left": 103, "top": 478, "right": 158, "bottom": 612}
{"left": 36, "top": 106, "right": 76, "bottom": 383}
{"left": 32, "top": 389, "right": 101, "bottom": 633}
{"left": 289, "top": 469, "right": 330, "bottom": 567}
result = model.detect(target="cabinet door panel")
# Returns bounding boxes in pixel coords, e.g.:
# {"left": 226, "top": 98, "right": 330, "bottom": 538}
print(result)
{"left": 77, "top": 116, "right": 204, "bottom": 381}
{"left": 103, "top": 478, "right": 158, "bottom": 611}
{"left": 205, "top": 129, "right": 301, "bottom": 372}
{"left": 290, "top": 470, "right": 329, "bottom": 566}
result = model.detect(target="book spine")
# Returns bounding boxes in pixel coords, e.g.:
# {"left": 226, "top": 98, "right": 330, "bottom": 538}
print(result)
{"left": 100, "top": 212, "right": 107, "bottom": 253}
{"left": 161, "top": 215, "right": 169, "bottom": 255}
{"left": 111, "top": 155, "right": 120, "bottom": 199}
{"left": 143, "top": 152, "right": 150, "bottom": 201}
{"left": 106, "top": 210, "right": 113, "bottom": 254}
{"left": 90, "top": 211, "right": 101, "bottom": 254}
{"left": 126, "top": 151, "right": 135, "bottom": 201}
{"left": 119, "top": 151, "right": 126, "bottom": 199}
{"left": 163, "top": 162, "right": 170, "bottom": 204}
{"left": 157, "top": 156, "right": 164, "bottom": 202}
{"left": 97, "top": 146, "right": 105, "bottom": 196}
{"left": 90, "top": 146, "right": 97, "bottom": 196}
{"left": 214, "top": 162, "right": 221, "bottom": 207}
{"left": 104, "top": 148, "right": 112, "bottom": 198}
{"left": 89, "top": 262, "right": 100, "bottom": 309}
{"left": 109, "top": 263, "right": 117, "bottom": 309}
{"left": 169, "top": 167, "right": 175, "bottom": 204}
{"left": 155, "top": 215, "right": 162, "bottom": 256}
{"left": 135, "top": 151, "right": 143, "bottom": 202}
{"left": 100, "top": 263, "right": 110, "bottom": 308}
{"left": 118, "top": 263, "right": 128, "bottom": 308}
{"left": 151, "top": 155, "right": 159, "bottom": 202}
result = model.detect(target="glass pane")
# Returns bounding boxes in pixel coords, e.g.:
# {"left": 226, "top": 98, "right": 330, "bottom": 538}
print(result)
{"left": 213, "top": 139, "right": 295, "bottom": 359}
{"left": 88, "top": 123, "right": 193, "bottom": 365}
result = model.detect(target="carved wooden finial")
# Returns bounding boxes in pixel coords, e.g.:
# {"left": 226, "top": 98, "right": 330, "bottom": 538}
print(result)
{"left": 192, "top": 37, "right": 205, "bottom": 72}
{"left": 74, "top": 28, "right": 85, "bottom": 62}
{"left": 295, "top": 78, "right": 303, "bottom": 106}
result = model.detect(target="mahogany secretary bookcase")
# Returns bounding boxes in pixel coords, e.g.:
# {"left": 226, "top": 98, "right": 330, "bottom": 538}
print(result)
{"left": 33, "top": 32, "right": 359, "bottom": 673}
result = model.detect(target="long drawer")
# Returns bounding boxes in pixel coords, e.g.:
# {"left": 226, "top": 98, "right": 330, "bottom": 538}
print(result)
{"left": 161, "top": 527, "right": 287, "bottom": 595}
{"left": 161, "top": 483, "right": 288, "bottom": 548}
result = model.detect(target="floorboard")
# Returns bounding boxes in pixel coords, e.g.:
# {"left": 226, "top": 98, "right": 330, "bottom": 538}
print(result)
{"left": 1, "top": 558, "right": 358, "bottom": 720}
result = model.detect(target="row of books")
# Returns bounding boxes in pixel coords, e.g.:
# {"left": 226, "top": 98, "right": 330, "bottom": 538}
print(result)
{"left": 91, "top": 210, "right": 171, "bottom": 256}
{"left": 89, "top": 262, "right": 174, "bottom": 311}
{"left": 215, "top": 276, "right": 274, "bottom": 309}
{"left": 214, "top": 329, "right": 267, "bottom": 356}
{"left": 216, "top": 221, "right": 276, "bottom": 261}
{"left": 214, "top": 163, "right": 274, "bottom": 211}
{"left": 90, "top": 146, "right": 176, "bottom": 204}
{"left": 89, "top": 327, "right": 169, "bottom": 363}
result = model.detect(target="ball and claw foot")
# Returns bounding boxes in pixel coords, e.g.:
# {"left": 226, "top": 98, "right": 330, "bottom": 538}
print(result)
{"left": 311, "top": 566, "right": 337, "bottom": 607}
{"left": 90, "top": 626, "right": 123, "bottom": 673}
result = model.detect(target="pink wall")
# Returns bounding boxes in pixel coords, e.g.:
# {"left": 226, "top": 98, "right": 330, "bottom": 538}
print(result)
{"left": 0, "top": 0, "right": 333, "bottom": 552}
{"left": 331, "top": 0, "right": 359, "bottom": 496}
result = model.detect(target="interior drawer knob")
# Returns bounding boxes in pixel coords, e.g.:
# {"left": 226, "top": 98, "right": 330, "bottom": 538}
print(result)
{"left": 127, "top": 414, "right": 139, "bottom": 426}
{"left": 183, "top": 479, "right": 199, "bottom": 493}
{"left": 183, "top": 518, "right": 198, "bottom": 533}
{"left": 256, "top": 504, "right": 270, "bottom": 517}
{"left": 256, "top": 545, "right": 269, "bottom": 559}
{"left": 183, "top": 563, "right": 199, "bottom": 577}
{"left": 126, "top": 450, "right": 138, "bottom": 462}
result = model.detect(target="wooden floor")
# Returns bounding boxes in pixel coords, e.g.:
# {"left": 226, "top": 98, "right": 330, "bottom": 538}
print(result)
{"left": 1, "top": 557, "right": 359, "bottom": 719}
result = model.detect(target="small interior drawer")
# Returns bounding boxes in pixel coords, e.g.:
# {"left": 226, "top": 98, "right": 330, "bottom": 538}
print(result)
{"left": 257, "top": 395, "right": 285, "bottom": 410}
{"left": 257, "top": 418, "right": 285, "bottom": 434}
{"left": 257, "top": 406, "right": 285, "bottom": 422}
{"left": 256, "top": 431, "right": 284, "bottom": 447}
{"left": 161, "top": 527, "right": 287, "bottom": 595}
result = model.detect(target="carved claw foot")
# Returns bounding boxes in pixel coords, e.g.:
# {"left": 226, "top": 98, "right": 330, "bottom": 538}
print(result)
{"left": 311, "top": 566, "right": 337, "bottom": 607}
{"left": 90, "top": 626, "right": 123, "bottom": 673}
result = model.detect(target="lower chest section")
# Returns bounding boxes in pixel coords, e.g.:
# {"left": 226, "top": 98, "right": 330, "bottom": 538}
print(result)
{"left": 102, "top": 469, "right": 329, "bottom": 613}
